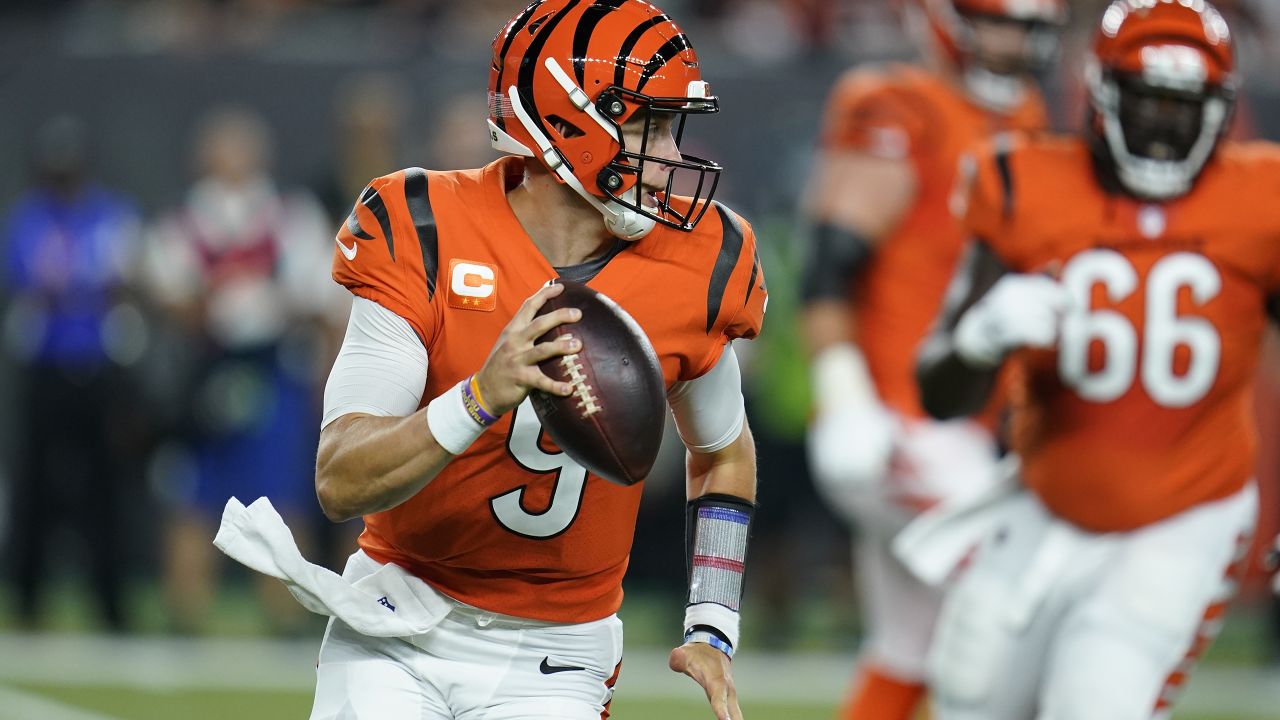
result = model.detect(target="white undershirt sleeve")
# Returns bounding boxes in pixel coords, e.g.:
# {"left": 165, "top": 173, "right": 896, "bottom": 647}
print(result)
{"left": 667, "top": 344, "right": 747, "bottom": 454}
{"left": 321, "top": 297, "right": 429, "bottom": 429}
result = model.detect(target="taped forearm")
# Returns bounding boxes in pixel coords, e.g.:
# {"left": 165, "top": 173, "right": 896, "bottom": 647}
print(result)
{"left": 684, "top": 493, "right": 754, "bottom": 655}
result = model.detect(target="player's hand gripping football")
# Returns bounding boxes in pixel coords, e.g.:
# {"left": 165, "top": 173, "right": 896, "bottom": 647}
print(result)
{"left": 474, "top": 283, "right": 581, "bottom": 416}
{"left": 669, "top": 641, "right": 742, "bottom": 720}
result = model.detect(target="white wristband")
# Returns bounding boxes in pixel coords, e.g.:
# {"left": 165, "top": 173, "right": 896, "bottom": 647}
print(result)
{"left": 426, "top": 381, "right": 486, "bottom": 455}
{"left": 684, "top": 602, "right": 741, "bottom": 651}
{"left": 811, "top": 342, "right": 879, "bottom": 416}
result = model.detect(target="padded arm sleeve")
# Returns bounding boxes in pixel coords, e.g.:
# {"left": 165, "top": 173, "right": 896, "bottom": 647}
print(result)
{"left": 321, "top": 297, "right": 428, "bottom": 428}
{"left": 667, "top": 345, "right": 746, "bottom": 454}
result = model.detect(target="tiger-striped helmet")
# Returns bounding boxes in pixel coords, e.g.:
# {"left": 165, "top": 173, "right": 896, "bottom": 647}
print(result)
{"left": 1087, "top": 0, "right": 1237, "bottom": 200}
{"left": 488, "top": 0, "right": 720, "bottom": 240}
{"left": 909, "top": 0, "right": 1067, "bottom": 110}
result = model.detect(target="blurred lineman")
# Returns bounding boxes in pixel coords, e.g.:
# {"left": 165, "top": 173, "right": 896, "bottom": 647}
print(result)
{"left": 289, "top": 1, "right": 765, "bottom": 718}
{"left": 917, "top": 1, "right": 1269, "bottom": 717}
{"left": 800, "top": 0, "right": 1064, "bottom": 716}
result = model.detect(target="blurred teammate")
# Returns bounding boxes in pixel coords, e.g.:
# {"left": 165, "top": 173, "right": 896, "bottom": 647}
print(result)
{"left": 302, "top": 1, "right": 766, "bottom": 718}
{"left": 917, "top": 2, "right": 1267, "bottom": 717}
{"left": 800, "top": 0, "right": 1064, "bottom": 716}
{"left": 143, "top": 107, "right": 339, "bottom": 633}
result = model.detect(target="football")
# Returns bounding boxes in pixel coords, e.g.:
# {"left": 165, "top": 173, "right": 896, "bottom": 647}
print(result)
{"left": 530, "top": 281, "right": 666, "bottom": 486}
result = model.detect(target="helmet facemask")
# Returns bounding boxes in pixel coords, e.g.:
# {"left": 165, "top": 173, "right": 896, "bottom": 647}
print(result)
{"left": 1088, "top": 55, "right": 1235, "bottom": 200}
{"left": 594, "top": 85, "right": 722, "bottom": 233}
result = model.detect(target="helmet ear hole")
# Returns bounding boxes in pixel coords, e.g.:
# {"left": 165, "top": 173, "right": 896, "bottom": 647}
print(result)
{"left": 546, "top": 115, "right": 586, "bottom": 139}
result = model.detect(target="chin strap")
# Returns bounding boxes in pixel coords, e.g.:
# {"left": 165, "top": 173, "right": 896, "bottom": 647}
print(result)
{"left": 493, "top": 59, "right": 656, "bottom": 241}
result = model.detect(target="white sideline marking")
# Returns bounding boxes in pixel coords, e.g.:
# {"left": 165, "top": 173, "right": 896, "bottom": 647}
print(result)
{"left": 0, "top": 684, "right": 119, "bottom": 720}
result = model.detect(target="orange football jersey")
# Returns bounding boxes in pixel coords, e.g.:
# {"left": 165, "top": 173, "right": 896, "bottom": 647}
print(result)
{"left": 821, "top": 64, "right": 1048, "bottom": 418}
{"left": 331, "top": 158, "right": 766, "bottom": 623}
{"left": 960, "top": 135, "right": 1280, "bottom": 532}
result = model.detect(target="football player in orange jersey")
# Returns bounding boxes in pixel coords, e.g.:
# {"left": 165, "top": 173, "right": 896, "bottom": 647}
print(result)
{"left": 800, "top": 0, "right": 1064, "bottom": 717}
{"left": 288, "top": 1, "right": 766, "bottom": 719}
{"left": 915, "top": 1, "right": 1268, "bottom": 717}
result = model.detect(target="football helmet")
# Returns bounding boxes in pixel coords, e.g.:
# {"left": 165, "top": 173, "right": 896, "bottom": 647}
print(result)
{"left": 1087, "top": 0, "right": 1237, "bottom": 200}
{"left": 488, "top": 0, "right": 720, "bottom": 240}
{"left": 910, "top": 0, "right": 1067, "bottom": 110}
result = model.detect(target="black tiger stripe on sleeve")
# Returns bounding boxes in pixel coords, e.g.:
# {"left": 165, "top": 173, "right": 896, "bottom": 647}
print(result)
{"left": 705, "top": 201, "right": 745, "bottom": 333}
{"left": 402, "top": 167, "right": 440, "bottom": 300}
{"left": 993, "top": 133, "right": 1017, "bottom": 220}
{"left": 344, "top": 201, "right": 375, "bottom": 241}
{"left": 359, "top": 183, "right": 396, "bottom": 261}
{"left": 744, "top": 247, "right": 763, "bottom": 307}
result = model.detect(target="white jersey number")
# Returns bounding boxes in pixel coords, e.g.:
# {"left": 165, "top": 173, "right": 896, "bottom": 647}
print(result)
{"left": 490, "top": 398, "right": 588, "bottom": 539}
{"left": 1058, "top": 250, "right": 1221, "bottom": 408}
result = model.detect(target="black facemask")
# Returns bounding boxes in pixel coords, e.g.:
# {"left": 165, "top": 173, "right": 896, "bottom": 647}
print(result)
{"left": 595, "top": 86, "right": 721, "bottom": 232}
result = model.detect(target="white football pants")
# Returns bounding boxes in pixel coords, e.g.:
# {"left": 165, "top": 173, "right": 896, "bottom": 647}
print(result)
{"left": 928, "top": 483, "right": 1257, "bottom": 720}
{"left": 847, "top": 416, "right": 1001, "bottom": 680}
{"left": 310, "top": 552, "right": 624, "bottom": 720}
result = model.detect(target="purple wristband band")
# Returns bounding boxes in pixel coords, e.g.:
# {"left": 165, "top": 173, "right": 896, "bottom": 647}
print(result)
{"left": 462, "top": 376, "right": 501, "bottom": 426}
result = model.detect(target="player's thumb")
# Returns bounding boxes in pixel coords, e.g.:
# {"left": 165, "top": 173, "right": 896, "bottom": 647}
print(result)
{"left": 668, "top": 646, "right": 691, "bottom": 675}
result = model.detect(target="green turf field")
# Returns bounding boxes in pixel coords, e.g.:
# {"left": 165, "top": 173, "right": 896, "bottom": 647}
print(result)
{"left": 2, "top": 584, "right": 1278, "bottom": 720}
{"left": 3, "top": 682, "right": 1273, "bottom": 720}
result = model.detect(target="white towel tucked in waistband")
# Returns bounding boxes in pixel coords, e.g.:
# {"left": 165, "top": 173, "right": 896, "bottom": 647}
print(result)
{"left": 213, "top": 496, "right": 452, "bottom": 638}
{"left": 892, "top": 456, "right": 1021, "bottom": 587}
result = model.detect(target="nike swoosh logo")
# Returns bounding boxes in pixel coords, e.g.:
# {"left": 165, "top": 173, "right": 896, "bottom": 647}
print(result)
{"left": 539, "top": 657, "right": 586, "bottom": 675}
{"left": 336, "top": 236, "right": 358, "bottom": 261}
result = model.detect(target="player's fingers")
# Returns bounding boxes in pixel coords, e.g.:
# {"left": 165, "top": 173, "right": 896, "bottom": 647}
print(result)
{"left": 724, "top": 683, "right": 742, "bottom": 720}
{"left": 515, "top": 281, "right": 566, "bottom": 323}
{"left": 519, "top": 367, "right": 573, "bottom": 397}
{"left": 520, "top": 335, "right": 581, "bottom": 365}
{"left": 521, "top": 307, "right": 581, "bottom": 342}
{"left": 704, "top": 679, "right": 733, "bottom": 720}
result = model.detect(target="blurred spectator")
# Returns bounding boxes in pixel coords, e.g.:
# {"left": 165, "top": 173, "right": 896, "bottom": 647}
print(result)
{"left": 317, "top": 72, "right": 409, "bottom": 218}
{"left": 422, "top": 91, "right": 495, "bottom": 171}
{"left": 1, "top": 115, "right": 144, "bottom": 632}
{"left": 141, "top": 106, "right": 343, "bottom": 634}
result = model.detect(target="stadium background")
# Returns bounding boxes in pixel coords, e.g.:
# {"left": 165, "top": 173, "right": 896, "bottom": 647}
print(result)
{"left": 1, "top": 0, "right": 1279, "bottom": 717}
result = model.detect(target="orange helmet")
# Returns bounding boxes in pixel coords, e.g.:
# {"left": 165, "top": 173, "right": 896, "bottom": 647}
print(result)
{"left": 910, "top": 0, "right": 1066, "bottom": 109}
{"left": 1087, "top": 0, "right": 1237, "bottom": 199}
{"left": 488, "top": 0, "right": 720, "bottom": 240}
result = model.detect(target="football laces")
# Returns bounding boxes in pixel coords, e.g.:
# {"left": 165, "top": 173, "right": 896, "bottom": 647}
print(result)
{"left": 558, "top": 349, "right": 602, "bottom": 418}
